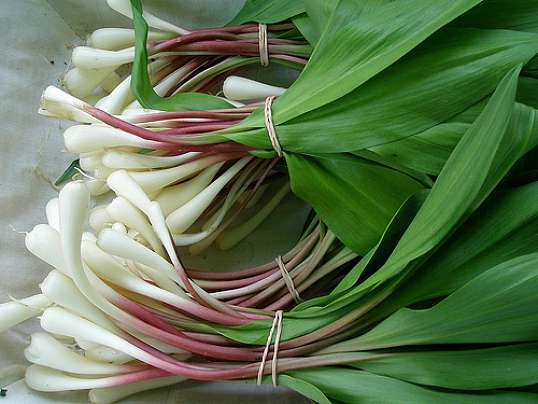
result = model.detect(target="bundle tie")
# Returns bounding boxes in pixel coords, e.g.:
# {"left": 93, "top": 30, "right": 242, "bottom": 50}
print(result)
{"left": 276, "top": 256, "right": 302, "bottom": 303}
{"left": 264, "top": 96, "right": 282, "bottom": 157}
{"left": 257, "top": 310, "right": 283, "bottom": 386}
{"left": 258, "top": 23, "right": 269, "bottom": 67}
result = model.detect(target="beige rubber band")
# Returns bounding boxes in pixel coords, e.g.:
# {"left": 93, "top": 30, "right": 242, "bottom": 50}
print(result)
{"left": 276, "top": 256, "right": 302, "bottom": 303}
{"left": 264, "top": 96, "right": 282, "bottom": 157}
{"left": 258, "top": 23, "right": 269, "bottom": 67}
{"left": 256, "top": 310, "right": 283, "bottom": 386}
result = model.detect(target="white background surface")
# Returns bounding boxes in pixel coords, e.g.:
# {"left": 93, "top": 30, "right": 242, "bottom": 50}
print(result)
{"left": 0, "top": 1, "right": 308, "bottom": 402}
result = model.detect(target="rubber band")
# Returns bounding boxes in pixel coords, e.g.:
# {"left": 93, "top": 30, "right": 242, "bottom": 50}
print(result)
{"left": 257, "top": 310, "right": 283, "bottom": 386}
{"left": 258, "top": 23, "right": 269, "bottom": 67}
{"left": 276, "top": 256, "right": 302, "bottom": 303}
{"left": 264, "top": 96, "right": 282, "bottom": 157}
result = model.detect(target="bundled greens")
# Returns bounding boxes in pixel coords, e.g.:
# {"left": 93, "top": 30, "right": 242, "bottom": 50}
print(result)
{"left": 3, "top": 0, "right": 538, "bottom": 403}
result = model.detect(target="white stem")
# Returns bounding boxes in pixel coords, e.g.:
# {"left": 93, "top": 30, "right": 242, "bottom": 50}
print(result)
{"left": 25, "top": 332, "right": 128, "bottom": 375}
{"left": 97, "top": 228, "right": 181, "bottom": 285}
{"left": 63, "top": 67, "right": 117, "bottom": 98}
{"left": 45, "top": 198, "right": 60, "bottom": 231}
{"left": 25, "top": 224, "right": 66, "bottom": 273}
{"left": 39, "top": 307, "right": 171, "bottom": 372}
{"left": 111, "top": 222, "right": 128, "bottom": 234}
{"left": 134, "top": 262, "right": 183, "bottom": 296}
{"left": 0, "top": 294, "right": 50, "bottom": 333}
{"left": 223, "top": 76, "right": 286, "bottom": 101}
{"left": 85, "top": 345, "right": 133, "bottom": 364}
{"left": 90, "top": 375, "right": 184, "bottom": 404}
{"left": 156, "top": 163, "right": 223, "bottom": 216}
{"left": 96, "top": 228, "right": 229, "bottom": 314}
{"left": 87, "top": 180, "right": 111, "bottom": 196}
{"left": 72, "top": 46, "right": 135, "bottom": 70}
{"left": 63, "top": 125, "right": 162, "bottom": 153}
{"left": 76, "top": 338, "right": 101, "bottom": 350}
{"left": 89, "top": 28, "right": 174, "bottom": 51}
{"left": 106, "top": 0, "right": 189, "bottom": 35}
{"left": 83, "top": 237, "right": 192, "bottom": 308}
{"left": 166, "top": 157, "right": 251, "bottom": 233}
{"left": 107, "top": 170, "right": 152, "bottom": 214}
{"left": 39, "top": 85, "right": 94, "bottom": 123}
{"left": 40, "top": 270, "right": 118, "bottom": 333}
{"left": 217, "top": 182, "right": 290, "bottom": 250}
{"left": 89, "top": 206, "right": 113, "bottom": 232}
{"left": 102, "top": 150, "right": 200, "bottom": 170}
{"left": 127, "top": 155, "right": 226, "bottom": 193}
{"left": 80, "top": 152, "right": 104, "bottom": 171}
{"left": 105, "top": 171, "right": 228, "bottom": 312}
{"left": 96, "top": 58, "right": 172, "bottom": 114}
{"left": 101, "top": 71, "right": 122, "bottom": 93}
{"left": 26, "top": 365, "right": 109, "bottom": 391}
{"left": 94, "top": 165, "right": 116, "bottom": 180}
{"left": 107, "top": 196, "right": 165, "bottom": 256}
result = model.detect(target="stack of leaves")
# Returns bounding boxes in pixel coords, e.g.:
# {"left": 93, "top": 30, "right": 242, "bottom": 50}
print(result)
{"left": 3, "top": 0, "right": 538, "bottom": 403}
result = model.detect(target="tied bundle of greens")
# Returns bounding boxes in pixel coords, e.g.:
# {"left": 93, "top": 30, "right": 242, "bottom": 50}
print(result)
{"left": 126, "top": 0, "right": 538, "bottom": 255}
{"left": 3, "top": 1, "right": 538, "bottom": 403}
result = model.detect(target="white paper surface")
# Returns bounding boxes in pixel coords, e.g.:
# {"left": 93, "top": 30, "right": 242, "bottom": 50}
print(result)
{"left": 0, "top": 1, "right": 308, "bottom": 402}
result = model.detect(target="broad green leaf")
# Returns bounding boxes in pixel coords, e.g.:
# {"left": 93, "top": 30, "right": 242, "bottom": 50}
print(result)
{"left": 228, "top": 0, "right": 305, "bottom": 25}
{"left": 329, "top": 192, "right": 427, "bottom": 296}
{"left": 287, "top": 368, "right": 538, "bottom": 404}
{"left": 292, "top": 14, "right": 318, "bottom": 46}
{"left": 290, "top": 191, "right": 427, "bottom": 316}
{"left": 278, "top": 374, "right": 332, "bottom": 404}
{"left": 293, "top": 0, "right": 338, "bottom": 46}
{"left": 286, "top": 153, "right": 423, "bottom": 254}
{"left": 390, "top": 180, "right": 538, "bottom": 308}
{"left": 356, "top": 343, "right": 538, "bottom": 390}
{"left": 351, "top": 150, "right": 433, "bottom": 186}
{"left": 225, "top": 28, "right": 538, "bottom": 153}
{"left": 369, "top": 124, "right": 468, "bottom": 176}
{"left": 367, "top": 77, "right": 538, "bottom": 176}
{"left": 299, "top": 66, "right": 536, "bottom": 325}
{"left": 273, "top": 0, "right": 484, "bottom": 123}
{"left": 456, "top": 0, "right": 538, "bottom": 33}
{"left": 355, "top": 65, "right": 524, "bottom": 292}
{"left": 129, "top": 0, "right": 233, "bottom": 111}
{"left": 333, "top": 254, "right": 538, "bottom": 351}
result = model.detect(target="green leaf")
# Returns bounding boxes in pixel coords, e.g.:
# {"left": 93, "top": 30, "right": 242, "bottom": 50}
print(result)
{"left": 210, "top": 305, "right": 347, "bottom": 344}
{"left": 227, "top": 0, "right": 305, "bottom": 25}
{"left": 333, "top": 253, "right": 538, "bottom": 351}
{"left": 367, "top": 77, "right": 538, "bottom": 176}
{"left": 391, "top": 180, "right": 538, "bottom": 308}
{"left": 330, "top": 191, "right": 427, "bottom": 295}
{"left": 455, "top": 0, "right": 538, "bottom": 33}
{"left": 129, "top": 0, "right": 233, "bottom": 111}
{"left": 355, "top": 65, "right": 525, "bottom": 293}
{"left": 274, "top": 0, "right": 484, "bottom": 123}
{"left": 287, "top": 368, "right": 538, "bottom": 404}
{"left": 226, "top": 28, "right": 538, "bottom": 154}
{"left": 278, "top": 374, "right": 332, "bottom": 404}
{"left": 369, "top": 123, "right": 469, "bottom": 176}
{"left": 286, "top": 153, "right": 423, "bottom": 254}
{"left": 54, "top": 159, "right": 80, "bottom": 186}
{"left": 356, "top": 343, "right": 538, "bottom": 390}
{"left": 293, "top": 0, "right": 338, "bottom": 46}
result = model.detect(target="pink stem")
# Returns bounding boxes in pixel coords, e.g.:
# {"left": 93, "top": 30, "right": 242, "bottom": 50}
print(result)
{"left": 271, "top": 54, "right": 308, "bottom": 65}
{"left": 158, "top": 122, "right": 238, "bottom": 136}
{"left": 127, "top": 110, "right": 250, "bottom": 123}
{"left": 154, "top": 31, "right": 240, "bottom": 52}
